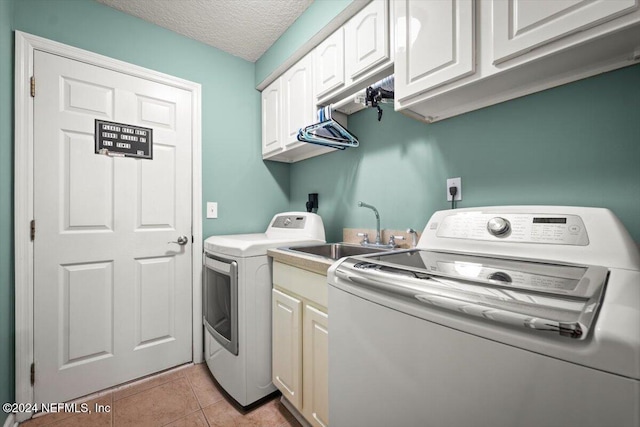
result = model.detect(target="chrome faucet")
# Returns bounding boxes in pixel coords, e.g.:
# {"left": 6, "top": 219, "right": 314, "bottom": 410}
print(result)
{"left": 358, "top": 201, "right": 382, "bottom": 245}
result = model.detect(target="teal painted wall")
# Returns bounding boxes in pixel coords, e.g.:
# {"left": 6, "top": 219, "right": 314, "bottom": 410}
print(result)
{"left": 290, "top": 65, "right": 640, "bottom": 243}
{"left": 1, "top": 0, "right": 15, "bottom": 421}
{"left": 255, "top": 0, "right": 353, "bottom": 86}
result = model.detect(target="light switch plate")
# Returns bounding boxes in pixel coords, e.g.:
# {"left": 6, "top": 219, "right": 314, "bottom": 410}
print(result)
{"left": 446, "top": 177, "right": 462, "bottom": 201}
{"left": 207, "top": 202, "right": 218, "bottom": 219}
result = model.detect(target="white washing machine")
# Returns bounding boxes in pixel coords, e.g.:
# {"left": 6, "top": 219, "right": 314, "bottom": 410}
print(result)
{"left": 203, "top": 212, "right": 325, "bottom": 407}
{"left": 329, "top": 206, "right": 640, "bottom": 427}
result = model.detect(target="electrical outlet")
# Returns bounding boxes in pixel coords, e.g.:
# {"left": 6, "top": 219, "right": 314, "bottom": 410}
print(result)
{"left": 446, "top": 177, "right": 462, "bottom": 202}
{"left": 207, "top": 202, "right": 218, "bottom": 219}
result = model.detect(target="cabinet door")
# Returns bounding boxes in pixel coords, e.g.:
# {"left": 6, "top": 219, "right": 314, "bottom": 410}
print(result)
{"left": 394, "top": 0, "right": 475, "bottom": 103}
{"left": 492, "top": 0, "right": 639, "bottom": 64}
{"left": 314, "top": 28, "right": 345, "bottom": 99}
{"left": 345, "top": 0, "right": 390, "bottom": 81}
{"left": 282, "top": 54, "right": 315, "bottom": 149}
{"left": 303, "top": 305, "right": 329, "bottom": 427}
{"left": 272, "top": 289, "right": 303, "bottom": 409}
{"left": 261, "top": 79, "right": 282, "bottom": 156}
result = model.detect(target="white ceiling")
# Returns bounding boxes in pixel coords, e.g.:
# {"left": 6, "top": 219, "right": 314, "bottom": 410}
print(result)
{"left": 96, "top": 0, "right": 315, "bottom": 62}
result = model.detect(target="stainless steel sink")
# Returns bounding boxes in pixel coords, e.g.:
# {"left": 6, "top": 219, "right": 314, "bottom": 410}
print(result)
{"left": 282, "top": 243, "right": 390, "bottom": 260}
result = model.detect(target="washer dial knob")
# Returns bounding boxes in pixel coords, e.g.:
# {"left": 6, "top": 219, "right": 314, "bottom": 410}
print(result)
{"left": 487, "top": 217, "right": 511, "bottom": 236}
{"left": 284, "top": 217, "right": 292, "bottom": 226}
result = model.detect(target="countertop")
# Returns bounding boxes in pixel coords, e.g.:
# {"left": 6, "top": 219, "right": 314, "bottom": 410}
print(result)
{"left": 267, "top": 247, "right": 335, "bottom": 276}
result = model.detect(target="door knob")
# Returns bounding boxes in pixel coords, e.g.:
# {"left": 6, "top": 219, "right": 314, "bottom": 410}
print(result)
{"left": 169, "top": 235, "right": 189, "bottom": 245}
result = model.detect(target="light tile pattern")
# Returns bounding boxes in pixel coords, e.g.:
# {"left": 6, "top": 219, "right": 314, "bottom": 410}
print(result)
{"left": 20, "top": 364, "right": 301, "bottom": 427}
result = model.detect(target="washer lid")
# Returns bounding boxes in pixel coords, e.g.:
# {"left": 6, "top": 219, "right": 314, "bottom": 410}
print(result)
{"left": 336, "top": 250, "right": 607, "bottom": 340}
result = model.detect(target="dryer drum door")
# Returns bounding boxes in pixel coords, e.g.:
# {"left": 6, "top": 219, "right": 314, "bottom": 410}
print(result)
{"left": 203, "top": 253, "right": 239, "bottom": 355}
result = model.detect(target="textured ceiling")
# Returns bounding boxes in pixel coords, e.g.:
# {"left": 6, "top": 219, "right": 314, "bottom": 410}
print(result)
{"left": 96, "top": 0, "right": 315, "bottom": 62}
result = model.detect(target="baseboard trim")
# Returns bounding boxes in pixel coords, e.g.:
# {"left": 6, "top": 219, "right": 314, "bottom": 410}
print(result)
{"left": 279, "top": 396, "right": 312, "bottom": 427}
{"left": 3, "top": 413, "right": 17, "bottom": 427}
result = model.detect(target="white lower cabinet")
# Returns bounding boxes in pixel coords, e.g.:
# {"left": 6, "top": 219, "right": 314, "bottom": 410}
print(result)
{"left": 302, "top": 305, "right": 329, "bottom": 427}
{"left": 272, "top": 261, "right": 329, "bottom": 426}
{"left": 272, "top": 289, "right": 302, "bottom": 408}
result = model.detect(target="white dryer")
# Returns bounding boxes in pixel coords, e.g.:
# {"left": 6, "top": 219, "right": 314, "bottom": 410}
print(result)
{"left": 203, "top": 212, "right": 325, "bottom": 407}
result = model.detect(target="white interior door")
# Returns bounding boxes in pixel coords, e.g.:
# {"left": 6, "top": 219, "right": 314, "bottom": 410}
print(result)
{"left": 33, "top": 50, "right": 193, "bottom": 404}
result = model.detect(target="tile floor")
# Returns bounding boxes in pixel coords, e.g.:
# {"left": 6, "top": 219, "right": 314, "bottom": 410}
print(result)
{"left": 20, "top": 364, "right": 302, "bottom": 427}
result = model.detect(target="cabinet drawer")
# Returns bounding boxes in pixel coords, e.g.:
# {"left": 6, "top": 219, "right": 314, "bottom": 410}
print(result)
{"left": 273, "top": 261, "right": 328, "bottom": 308}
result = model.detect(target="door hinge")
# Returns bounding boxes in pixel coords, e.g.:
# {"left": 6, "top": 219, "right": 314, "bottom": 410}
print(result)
{"left": 30, "top": 363, "right": 35, "bottom": 386}
{"left": 30, "top": 76, "right": 35, "bottom": 97}
{"left": 30, "top": 219, "right": 35, "bottom": 241}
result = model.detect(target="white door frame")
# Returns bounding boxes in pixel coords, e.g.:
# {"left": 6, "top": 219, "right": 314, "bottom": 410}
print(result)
{"left": 14, "top": 31, "right": 203, "bottom": 420}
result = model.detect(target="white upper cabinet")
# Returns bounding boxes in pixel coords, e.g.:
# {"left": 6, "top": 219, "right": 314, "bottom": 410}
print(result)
{"left": 314, "top": 28, "right": 345, "bottom": 99}
{"left": 314, "top": 0, "right": 393, "bottom": 104}
{"left": 394, "top": 0, "right": 475, "bottom": 104}
{"left": 261, "top": 78, "right": 282, "bottom": 156}
{"left": 262, "top": 53, "right": 334, "bottom": 163}
{"left": 345, "top": 0, "right": 390, "bottom": 82}
{"left": 492, "top": 0, "right": 639, "bottom": 64}
{"left": 282, "top": 54, "right": 315, "bottom": 149}
{"left": 393, "top": 0, "right": 640, "bottom": 122}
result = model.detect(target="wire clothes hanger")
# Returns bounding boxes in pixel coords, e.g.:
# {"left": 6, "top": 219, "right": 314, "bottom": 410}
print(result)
{"left": 297, "top": 105, "right": 359, "bottom": 150}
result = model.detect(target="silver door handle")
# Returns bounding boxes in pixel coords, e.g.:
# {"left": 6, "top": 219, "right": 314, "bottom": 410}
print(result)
{"left": 169, "top": 235, "right": 189, "bottom": 245}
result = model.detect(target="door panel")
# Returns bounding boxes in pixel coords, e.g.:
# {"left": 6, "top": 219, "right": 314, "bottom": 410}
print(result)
{"left": 34, "top": 50, "right": 193, "bottom": 403}
{"left": 137, "top": 146, "right": 176, "bottom": 229}
{"left": 62, "top": 261, "right": 114, "bottom": 367}
{"left": 64, "top": 131, "right": 115, "bottom": 231}
{"left": 63, "top": 77, "right": 114, "bottom": 118}
{"left": 135, "top": 256, "right": 175, "bottom": 348}
{"left": 137, "top": 95, "right": 176, "bottom": 129}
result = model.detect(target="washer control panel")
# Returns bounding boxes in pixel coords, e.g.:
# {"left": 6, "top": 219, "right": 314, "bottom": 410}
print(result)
{"left": 437, "top": 212, "right": 589, "bottom": 245}
{"left": 271, "top": 215, "right": 307, "bottom": 229}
